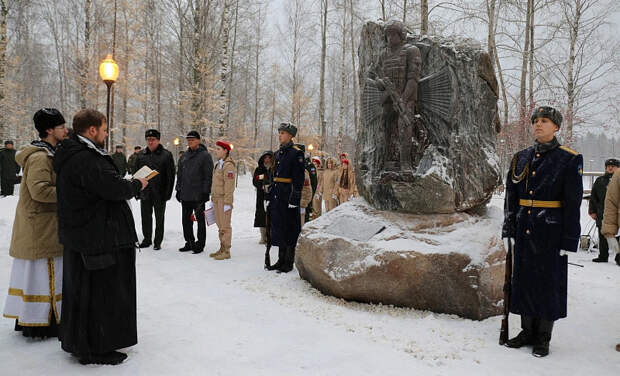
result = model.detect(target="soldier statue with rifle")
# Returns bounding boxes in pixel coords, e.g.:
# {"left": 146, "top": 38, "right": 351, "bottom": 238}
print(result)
{"left": 368, "top": 20, "right": 426, "bottom": 171}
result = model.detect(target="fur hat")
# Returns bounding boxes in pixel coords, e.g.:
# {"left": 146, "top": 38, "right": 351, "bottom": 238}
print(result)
{"left": 33, "top": 108, "right": 65, "bottom": 135}
{"left": 531, "top": 106, "right": 562, "bottom": 128}
{"left": 278, "top": 122, "right": 297, "bottom": 137}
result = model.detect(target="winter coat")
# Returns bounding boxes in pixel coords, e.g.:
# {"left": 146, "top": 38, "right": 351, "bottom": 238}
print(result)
{"left": 602, "top": 169, "right": 620, "bottom": 238}
{"left": 253, "top": 151, "right": 273, "bottom": 228}
{"left": 127, "top": 152, "right": 140, "bottom": 175}
{"left": 136, "top": 144, "right": 175, "bottom": 202}
{"left": 588, "top": 173, "right": 613, "bottom": 229}
{"left": 334, "top": 167, "right": 358, "bottom": 198}
{"left": 300, "top": 170, "right": 313, "bottom": 209}
{"left": 9, "top": 142, "right": 62, "bottom": 260}
{"left": 321, "top": 161, "right": 338, "bottom": 199}
{"left": 0, "top": 147, "right": 20, "bottom": 180}
{"left": 268, "top": 142, "right": 305, "bottom": 247}
{"left": 502, "top": 139, "right": 583, "bottom": 321}
{"left": 211, "top": 156, "right": 235, "bottom": 206}
{"left": 175, "top": 144, "right": 214, "bottom": 202}
{"left": 111, "top": 152, "right": 128, "bottom": 176}
{"left": 53, "top": 135, "right": 142, "bottom": 256}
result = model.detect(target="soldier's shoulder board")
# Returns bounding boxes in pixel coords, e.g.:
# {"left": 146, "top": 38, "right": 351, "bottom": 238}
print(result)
{"left": 292, "top": 145, "right": 301, "bottom": 151}
{"left": 559, "top": 145, "right": 579, "bottom": 155}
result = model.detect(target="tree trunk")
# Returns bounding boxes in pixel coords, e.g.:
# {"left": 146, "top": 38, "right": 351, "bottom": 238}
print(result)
{"left": 421, "top": 0, "right": 428, "bottom": 35}
{"left": 253, "top": 6, "right": 261, "bottom": 150}
{"left": 338, "top": 5, "right": 346, "bottom": 153}
{"left": 528, "top": 0, "right": 534, "bottom": 109}
{"left": 565, "top": 0, "right": 582, "bottom": 146}
{"left": 80, "top": 0, "right": 92, "bottom": 109}
{"left": 349, "top": 0, "right": 359, "bottom": 135}
{"left": 225, "top": 0, "right": 239, "bottom": 138}
{"left": 216, "top": 0, "right": 232, "bottom": 137}
{"left": 380, "top": 0, "right": 386, "bottom": 20}
{"left": 319, "top": 0, "right": 327, "bottom": 150}
{"left": 191, "top": 0, "right": 203, "bottom": 132}
{"left": 519, "top": 0, "right": 532, "bottom": 123}
{"left": 0, "top": 0, "right": 9, "bottom": 141}
{"left": 403, "top": 0, "right": 407, "bottom": 23}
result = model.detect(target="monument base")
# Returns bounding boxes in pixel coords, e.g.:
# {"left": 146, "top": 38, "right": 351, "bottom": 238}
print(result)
{"left": 295, "top": 198, "right": 505, "bottom": 320}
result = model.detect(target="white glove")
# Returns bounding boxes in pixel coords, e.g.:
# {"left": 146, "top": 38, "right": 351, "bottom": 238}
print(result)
{"left": 606, "top": 237, "right": 620, "bottom": 256}
{"left": 349, "top": 194, "right": 354, "bottom": 200}
{"left": 332, "top": 194, "right": 337, "bottom": 200}
{"left": 503, "top": 237, "right": 515, "bottom": 253}
{"left": 288, "top": 204, "right": 297, "bottom": 209}
{"left": 559, "top": 250, "right": 568, "bottom": 257}
{"left": 224, "top": 205, "right": 232, "bottom": 212}
{"left": 300, "top": 208, "right": 306, "bottom": 214}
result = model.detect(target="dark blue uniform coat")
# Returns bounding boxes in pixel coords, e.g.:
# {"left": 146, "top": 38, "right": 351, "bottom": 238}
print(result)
{"left": 269, "top": 142, "right": 305, "bottom": 247}
{"left": 502, "top": 139, "right": 583, "bottom": 321}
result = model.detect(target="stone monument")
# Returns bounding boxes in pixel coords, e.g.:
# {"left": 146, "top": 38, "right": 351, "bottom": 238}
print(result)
{"left": 295, "top": 20, "right": 504, "bottom": 320}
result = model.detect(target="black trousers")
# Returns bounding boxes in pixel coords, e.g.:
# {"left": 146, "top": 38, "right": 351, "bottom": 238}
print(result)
{"left": 140, "top": 199, "right": 166, "bottom": 246}
{"left": 598, "top": 228, "right": 609, "bottom": 259}
{"left": 0, "top": 178, "right": 15, "bottom": 195}
{"left": 181, "top": 201, "right": 206, "bottom": 246}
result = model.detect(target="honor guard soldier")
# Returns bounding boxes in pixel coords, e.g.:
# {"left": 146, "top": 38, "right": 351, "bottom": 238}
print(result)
{"left": 502, "top": 106, "right": 583, "bottom": 357}
{"left": 267, "top": 122, "right": 305, "bottom": 273}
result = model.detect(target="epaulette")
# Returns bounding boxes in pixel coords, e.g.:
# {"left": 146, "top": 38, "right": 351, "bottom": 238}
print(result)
{"left": 559, "top": 145, "right": 578, "bottom": 155}
{"left": 292, "top": 145, "right": 301, "bottom": 151}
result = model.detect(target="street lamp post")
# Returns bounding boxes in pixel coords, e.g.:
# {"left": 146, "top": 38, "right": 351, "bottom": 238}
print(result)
{"left": 99, "top": 54, "right": 119, "bottom": 152}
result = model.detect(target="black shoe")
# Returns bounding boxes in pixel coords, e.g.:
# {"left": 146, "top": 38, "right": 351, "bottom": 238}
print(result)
{"left": 153, "top": 245, "right": 162, "bottom": 251}
{"left": 192, "top": 242, "right": 205, "bottom": 254}
{"left": 179, "top": 242, "right": 194, "bottom": 252}
{"left": 505, "top": 330, "right": 534, "bottom": 348}
{"left": 138, "top": 240, "right": 152, "bottom": 248}
{"left": 79, "top": 351, "right": 128, "bottom": 365}
{"left": 592, "top": 257, "right": 608, "bottom": 263}
{"left": 267, "top": 247, "right": 286, "bottom": 271}
{"left": 276, "top": 247, "right": 295, "bottom": 273}
{"left": 615, "top": 254, "right": 620, "bottom": 266}
{"left": 532, "top": 341, "right": 550, "bottom": 357}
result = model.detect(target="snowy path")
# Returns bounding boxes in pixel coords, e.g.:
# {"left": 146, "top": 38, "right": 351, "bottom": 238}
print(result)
{"left": 0, "top": 177, "right": 618, "bottom": 375}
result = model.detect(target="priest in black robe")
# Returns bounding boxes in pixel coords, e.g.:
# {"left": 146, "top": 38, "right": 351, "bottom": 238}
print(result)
{"left": 54, "top": 109, "right": 148, "bottom": 365}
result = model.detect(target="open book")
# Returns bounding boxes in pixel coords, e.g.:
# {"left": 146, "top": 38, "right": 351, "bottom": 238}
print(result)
{"left": 132, "top": 165, "right": 159, "bottom": 181}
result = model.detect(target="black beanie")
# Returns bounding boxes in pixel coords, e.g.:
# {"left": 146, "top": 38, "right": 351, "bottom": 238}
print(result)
{"left": 33, "top": 108, "right": 65, "bottom": 136}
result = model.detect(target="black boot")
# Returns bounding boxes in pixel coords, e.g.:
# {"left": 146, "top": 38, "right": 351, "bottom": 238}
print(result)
{"left": 79, "top": 351, "right": 128, "bottom": 365}
{"left": 138, "top": 239, "right": 152, "bottom": 248}
{"left": 267, "top": 247, "right": 285, "bottom": 271}
{"left": 505, "top": 315, "right": 535, "bottom": 348}
{"left": 592, "top": 256, "right": 608, "bottom": 263}
{"left": 277, "top": 247, "right": 295, "bottom": 273}
{"left": 615, "top": 254, "right": 620, "bottom": 266}
{"left": 179, "top": 242, "right": 194, "bottom": 252}
{"left": 532, "top": 319, "right": 554, "bottom": 357}
{"left": 192, "top": 242, "right": 204, "bottom": 254}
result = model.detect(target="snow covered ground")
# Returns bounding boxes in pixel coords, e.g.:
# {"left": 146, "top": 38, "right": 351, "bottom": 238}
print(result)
{"left": 0, "top": 176, "right": 618, "bottom": 375}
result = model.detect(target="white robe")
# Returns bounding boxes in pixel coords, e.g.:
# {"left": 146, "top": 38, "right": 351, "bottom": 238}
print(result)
{"left": 3, "top": 256, "right": 62, "bottom": 326}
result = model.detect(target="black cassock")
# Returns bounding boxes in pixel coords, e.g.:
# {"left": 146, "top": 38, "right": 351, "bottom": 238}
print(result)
{"left": 54, "top": 135, "right": 142, "bottom": 356}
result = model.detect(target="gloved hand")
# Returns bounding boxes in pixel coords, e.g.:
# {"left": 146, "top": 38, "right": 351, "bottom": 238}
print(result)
{"left": 175, "top": 191, "right": 181, "bottom": 202}
{"left": 288, "top": 204, "right": 297, "bottom": 209}
{"left": 559, "top": 250, "right": 569, "bottom": 257}
{"left": 607, "top": 237, "right": 620, "bottom": 256}
{"left": 224, "top": 204, "right": 232, "bottom": 212}
{"left": 503, "top": 237, "right": 515, "bottom": 253}
{"left": 332, "top": 194, "right": 337, "bottom": 200}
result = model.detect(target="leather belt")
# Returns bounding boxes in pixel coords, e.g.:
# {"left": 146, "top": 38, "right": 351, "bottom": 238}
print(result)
{"left": 519, "top": 199, "right": 562, "bottom": 208}
{"left": 273, "top": 177, "right": 292, "bottom": 183}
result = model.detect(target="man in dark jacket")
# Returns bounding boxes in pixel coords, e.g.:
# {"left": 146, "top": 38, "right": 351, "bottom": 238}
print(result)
{"left": 176, "top": 131, "right": 214, "bottom": 253}
{"left": 127, "top": 145, "right": 142, "bottom": 175}
{"left": 502, "top": 106, "right": 583, "bottom": 357}
{"left": 253, "top": 151, "right": 273, "bottom": 244}
{"left": 54, "top": 109, "right": 148, "bottom": 366}
{"left": 589, "top": 158, "right": 620, "bottom": 262}
{"left": 0, "top": 140, "right": 20, "bottom": 196}
{"left": 267, "top": 123, "right": 305, "bottom": 273}
{"left": 136, "top": 129, "right": 175, "bottom": 250}
{"left": 111, "top": 145, "right": 128, "bottom": 176}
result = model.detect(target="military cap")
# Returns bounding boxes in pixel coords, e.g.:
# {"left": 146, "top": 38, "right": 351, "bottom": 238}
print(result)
{"left": 33, "top": 108, "right": 65, "bottom": 134}
{"left": 134, "top": 145, "right": 142, "bottom": 150}
{"left": 115, "top": 145, "right": 124, "bottom": 149}
{"left": 531, "top": 106, "right": 562, "bottom": 128}
{"left": 145, "top": 129, "right": 161, "bottom": 139}
{"left": 605, "top": 158, "right": 620, "bottom": 167}
{"left": 278, "top": 122, "right": 297, "bottom": 137}
{"left": 186, "top": 130, "right": 200, "bottom": 139}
